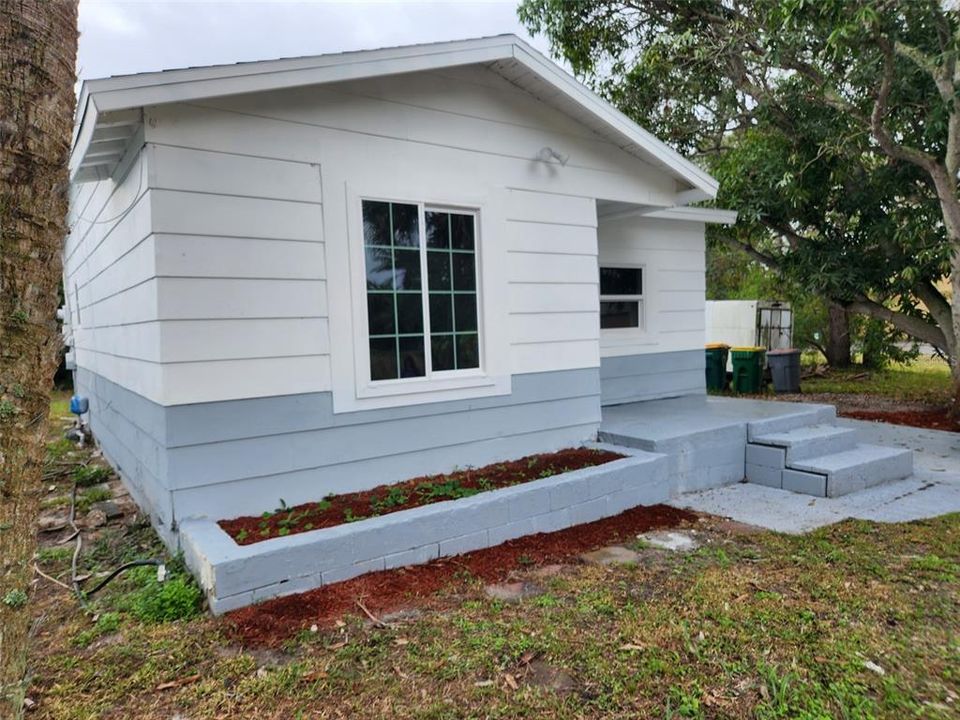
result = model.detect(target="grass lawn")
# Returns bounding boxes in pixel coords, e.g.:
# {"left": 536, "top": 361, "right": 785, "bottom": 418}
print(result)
{"left": 800, "top": 357, "right": 953, "bottom": 406}
{"left": 28, "top": 396, "right": 960, "bottom": 718}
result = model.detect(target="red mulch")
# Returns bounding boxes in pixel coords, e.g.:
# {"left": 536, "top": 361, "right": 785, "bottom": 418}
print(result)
{"left": 219, "top": 448, "right": 624, "bottom": 545}
{"left": 226, "top": 504, "right": 696, "bottom": 646}
{"left": 840, "top": 408, "right": 959, "bottom": 433}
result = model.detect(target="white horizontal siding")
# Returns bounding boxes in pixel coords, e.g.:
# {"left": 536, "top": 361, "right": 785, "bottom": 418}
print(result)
{"left": 145, "top": 89, "right": 676, "bottom": 208}
{"left": 162, "top": 355, "right": 332, "bottom": 405}
{"left": 65, "top": 146, "right": 165, "bottom": 401}
{"left": 149, "top": 147, "right": 329, "bottom": 405}
{"left": 504, "top": 188, "right": 600, "bottom": 376}
{"left": 155, "top": 234, "right": 326, "bottom": 279}
{"left": 149, "top": 143, "right": 322, "bottom": 202}
{"left": 598, "top": 216, "right": 706, "bottom": 358}
{"left": 151, "top": 189, "right": 322, "bottom": 241}
{"left": 156, "top": 277, "right": 328, "bottom": 320}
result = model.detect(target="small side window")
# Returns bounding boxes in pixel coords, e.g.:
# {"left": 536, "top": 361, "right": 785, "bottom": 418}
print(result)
{"left": 599, "top": 266, "right": 643, "bottom": 330}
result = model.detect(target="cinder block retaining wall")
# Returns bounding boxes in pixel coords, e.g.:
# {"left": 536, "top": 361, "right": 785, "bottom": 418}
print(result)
{"left": 181, "top": 444, "right": 669, "bottom": 614}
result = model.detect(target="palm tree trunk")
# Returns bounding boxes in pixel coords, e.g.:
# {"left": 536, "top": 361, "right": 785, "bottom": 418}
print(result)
{"left": 0, "top": 1, "right": 78, "bottom": 715}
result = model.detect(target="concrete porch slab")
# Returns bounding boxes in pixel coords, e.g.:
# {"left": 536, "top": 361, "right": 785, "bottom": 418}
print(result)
{"left": 668, "top": 419, "right": 960, "bottom": 533}
{"left": 599, "top": 395, "right": 836, "bottom": 493}
{"left": 600, "top": 395, "right": 837, "bottom": 448}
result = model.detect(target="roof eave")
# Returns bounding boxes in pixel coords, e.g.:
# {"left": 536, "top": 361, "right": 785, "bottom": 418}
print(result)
{"left": 69, "top": 35, "right": 720, "bottom": 199}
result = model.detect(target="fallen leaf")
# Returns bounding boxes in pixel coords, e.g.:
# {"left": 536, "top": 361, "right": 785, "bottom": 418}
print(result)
{"left": 300, "top": 670, "right": 328, "bottom": 682}
{"left": 474, "top": 680, "right": 494, "bottom": 688}
{"left": 619, "top": 643, "right": 644, "bottom": 651}
{"left": 327, "top": 640, "right": 348, "bottom": 650}
{"left": 518, "top": 650, "right": 536, "bottom": 664}
{"left": 393, "top": 637, "right": 409, "bottom": 646}
{"left": 863, "top": 660, "right": 885, "bottom": 676}
{"left": 503, "top": 673, "right": 519, "bottom": 690}
{"left": 155, "top": 674, "right": 200, "bottom": 691}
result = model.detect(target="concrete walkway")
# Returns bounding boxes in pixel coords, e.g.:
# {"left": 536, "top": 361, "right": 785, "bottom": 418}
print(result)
{"left": 669, "top": 419, "right": 960, "bottom": 533}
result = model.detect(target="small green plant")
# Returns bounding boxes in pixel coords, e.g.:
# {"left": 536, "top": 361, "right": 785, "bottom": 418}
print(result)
{"left": 8, "top": 309, "right": 29, "bottom": 327}
{"left": 73, "top": 612, "right": 121, "bottom": 647}
{"left": 235, "top": 528, "right": 249, "bottom": 543}
{"left": 11, "top": 383, "right": 24, "bottom": 399}
{"left": 121, "top": 565, "right": 202, "bottom": 623}
{"left": 0, "top": 399, "right": 18, "bottom": 421}
{"left": 370, "top": 486, "right": 408, "bottom": 514}
{"left": 2, "top": 589, "right": 28, "bottom": 609}
{"left": 77, "top": 486, "right": 112, "bottom": 513}
{"left": 36, "top": 546, "right": 72, "bottom": 564}
{"left": 73, "top": 464, "right": 112, "bottom": 488}
{"left": 46, "top": 437, "right": 74, "bottom": 460}
{"left": 343, "top": 507, "right": 366, "bottom": 523}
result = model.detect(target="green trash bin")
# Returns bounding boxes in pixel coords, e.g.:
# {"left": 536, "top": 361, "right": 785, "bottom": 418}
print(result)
{"left": 731, "top": 346, "right": 766, "bottom": 394}
{"left": 704, "top": 343, "right": 729, "bottom": 391}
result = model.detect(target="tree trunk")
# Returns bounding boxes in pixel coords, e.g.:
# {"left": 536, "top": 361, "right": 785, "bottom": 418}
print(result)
{"left": 0, "top": 1, "right": 77, "bottom": 716}
{"left": 825, "top": 301, "right": 851, "bottom": 367}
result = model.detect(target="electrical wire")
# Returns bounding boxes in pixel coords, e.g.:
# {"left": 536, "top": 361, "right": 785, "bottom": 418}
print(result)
{"left": 64, "top": 445, "right": 166, "bottom": 606}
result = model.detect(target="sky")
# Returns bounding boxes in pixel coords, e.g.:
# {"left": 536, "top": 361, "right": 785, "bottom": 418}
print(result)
{"left": 77, "top": 0, "right": 554, "bottom": 81}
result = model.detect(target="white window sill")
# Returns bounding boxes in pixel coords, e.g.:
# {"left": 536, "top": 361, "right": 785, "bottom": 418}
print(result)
{"left": 334, "top": 372, "right": 512, "bottom": 413}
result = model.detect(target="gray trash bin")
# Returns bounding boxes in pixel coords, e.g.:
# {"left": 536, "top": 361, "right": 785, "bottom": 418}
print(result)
{"left": 767, "top": 348, "right": 801, "bottom": 393}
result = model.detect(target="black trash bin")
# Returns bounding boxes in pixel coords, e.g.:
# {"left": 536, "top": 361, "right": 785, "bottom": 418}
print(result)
{"left": 767, "top": 348, "right": 801, "bottom": 393}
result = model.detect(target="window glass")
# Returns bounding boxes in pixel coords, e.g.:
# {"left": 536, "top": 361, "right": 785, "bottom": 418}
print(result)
{"left": 600, "top": 301, "right": 640, "bottom": 329}
{"left": 426, "top": 210, "right": 479, "bottom": 371}
{"left": 363, "top": 201, "right": 479, "bottom": 379}
{"left": 363, "top": 200, "right": 425, "bottom": 379}
{"left": 600, "top": 267, "right": 642, "bottom": 296}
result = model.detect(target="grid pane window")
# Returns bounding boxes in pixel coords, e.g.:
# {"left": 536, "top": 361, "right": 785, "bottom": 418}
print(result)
{"left": 426, "top": 210, "right": 479, "bottom": 372}
{"left": 363, "top": 200, "right": 424, "bottom": 380}
{"left": 363, "top": 200, "right": 480, "bottom": 381}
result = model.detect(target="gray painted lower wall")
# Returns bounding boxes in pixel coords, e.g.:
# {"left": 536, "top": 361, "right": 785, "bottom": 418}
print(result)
{"left": 75, "top": 369, "right": 175, "bottom": 545}
{"left": 600, "top": 349, "right": 705, "bottom": 406}
{"left": 76, "top": 367, "right": 602, "bottom": 528}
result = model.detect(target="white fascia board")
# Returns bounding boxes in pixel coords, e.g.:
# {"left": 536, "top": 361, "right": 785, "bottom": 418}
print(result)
{"left": 642, "top": 206, "right": 738, "bottom": 225}
{"left": 509, "top": 42, "right": 719, "bottom": 200}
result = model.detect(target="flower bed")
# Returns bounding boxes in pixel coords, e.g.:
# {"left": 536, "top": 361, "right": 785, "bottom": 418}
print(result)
{"left": 219, "top": 447, "right": 624, "bottom": 545}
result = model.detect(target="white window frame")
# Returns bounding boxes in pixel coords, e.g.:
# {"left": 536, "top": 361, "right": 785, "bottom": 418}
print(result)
{"left": 599, "top": 263, "right": 645, "bottom": 334}
{"left": 352, "top": 194, "right": 497, "bottom": 401}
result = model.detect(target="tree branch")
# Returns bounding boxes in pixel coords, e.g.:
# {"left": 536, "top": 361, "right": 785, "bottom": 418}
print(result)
{"left": 718, "top": 233, "right": 780, "bottom": 271}
{"left": 846, "top": 296, "right": 948, "bottom": 352}
{"left": 871, "top": 39, "right": 940, "bottom": 172}
{"left": 915, "top": 279, "right": 957, "bottom": 350}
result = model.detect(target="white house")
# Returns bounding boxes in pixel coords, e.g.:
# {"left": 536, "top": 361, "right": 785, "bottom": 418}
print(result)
{"left": 64, "top": 35, "right": 737, "bottom": 548}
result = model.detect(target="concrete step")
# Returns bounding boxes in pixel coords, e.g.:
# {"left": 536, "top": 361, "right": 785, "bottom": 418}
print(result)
{"left": 751, "top": 424, "right": 858, "bottom": 463}
{"left": 746, "top": 405, "right": 837, "bottom": 441}
{"left": 790, "top": 444, "right": 914, "bottom": 497}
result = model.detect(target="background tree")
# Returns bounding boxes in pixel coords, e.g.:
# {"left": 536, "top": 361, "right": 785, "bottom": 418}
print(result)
{"left": 0, "top": 1, "right": 78, "bottom": 715}
{"left": 520, "top": 0, "right": 960, "bottom": 407}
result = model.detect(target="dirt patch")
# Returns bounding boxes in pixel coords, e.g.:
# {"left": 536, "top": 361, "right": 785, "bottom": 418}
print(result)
{"left": 225, "top": 504, "right": 695, "bottom": 646}
{"left": 840, "top": 408, "right": 959, "bottom": 433}
{"left": 770, "top": 391, "right": 936, "bottom": 414}
{"left": 219, "top": 447, "right": 624, "bottom": 545}
{"left": 761, "top": 392, "right": 958, "bottom": 432}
